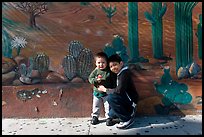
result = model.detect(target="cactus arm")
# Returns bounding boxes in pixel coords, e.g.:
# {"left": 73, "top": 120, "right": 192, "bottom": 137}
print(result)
{"left": 144, "top": 12, "right": 156, "bottom": 24}
{"left": 159, "top": 3, "right": 167, "bottom": 18}
{"left": 27, "top": 57, "right": 34, "bottom": 77}
{"left": 19, "top": 63, "right": 27, "bottom": 76}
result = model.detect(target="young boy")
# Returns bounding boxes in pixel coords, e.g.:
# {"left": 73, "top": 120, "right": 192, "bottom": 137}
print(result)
{"left": 88, "top": 52, "right": 116, "bottom": 126}
{"left": 98, "top": 54, "right": 139, "bottom": 129}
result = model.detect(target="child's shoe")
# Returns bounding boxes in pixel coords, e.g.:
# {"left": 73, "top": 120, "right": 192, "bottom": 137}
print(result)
{"left": 91, "top": 116, "right": 99, "bottom": 125}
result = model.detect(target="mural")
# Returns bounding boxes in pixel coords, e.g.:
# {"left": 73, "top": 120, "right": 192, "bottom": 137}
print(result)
{"left": 2, "top": 2, "right": 202, "bottom": 118}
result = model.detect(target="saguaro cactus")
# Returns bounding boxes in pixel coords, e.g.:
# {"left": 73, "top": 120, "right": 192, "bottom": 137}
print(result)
{"left": 128, "top": 2, "right": 139, "bottom": 62}
{"left": 100, "top": 3, "right": 117, "bottom": 24}
{"left": 144, "top": 2, "right": 167, "bottom": 59}
{"left": 33, "top": 52, "right": 50, "bottom": 73}
{"left": 174, "top": 2, "right": 198, "bottom": 74}
{"left": 196, "top": 14, "right": 202, "bottom": 59}
{"left": 62, "top": 55, "right": 77, "bottom": 80}
{"left": 128, "top": 2, "right": 149, "bottom": 63}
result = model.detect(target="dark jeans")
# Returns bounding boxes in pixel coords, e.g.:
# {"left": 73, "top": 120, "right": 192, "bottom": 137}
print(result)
{"left": 107, "top": 92, "right": 134, "bottom": 122}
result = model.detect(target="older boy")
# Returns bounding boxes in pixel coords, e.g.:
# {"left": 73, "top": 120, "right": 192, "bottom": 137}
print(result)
{"left": 98, "top": 54, "right": 138, "bottom": 129}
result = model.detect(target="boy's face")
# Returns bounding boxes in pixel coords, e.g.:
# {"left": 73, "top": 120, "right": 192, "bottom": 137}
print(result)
{"left": 95, "top": 57, "right": 107, "bottom": 70}
{"left": 109, "top": 61, "right": 123, "bottom": 74}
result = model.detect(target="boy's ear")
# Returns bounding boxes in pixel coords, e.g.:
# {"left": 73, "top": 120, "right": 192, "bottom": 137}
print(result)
{"left": 120, "top": 61, "right": 124, "bottom": 66}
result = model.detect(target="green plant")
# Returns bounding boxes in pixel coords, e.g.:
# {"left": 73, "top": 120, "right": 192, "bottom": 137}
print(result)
{"left": 144, "top": 2, "right": 167, "bottom": 59}
{"left": 154, "top": 67, "right": 192, "bottom": 106}
{"left": 62, "top": 55, "right": 77, "bottom": 80}
{"left": 67, "top": 40, "right": 84, "bottom": 59}
{"left": 11, "top": 36, "right": 27, "bottom": 56}
{"left": 174, "top": 2, "right": 198, "bottom": 73}
{"left": 33, "top": 52, "right": 50, "bottom": 74}
{"left": 103, "top": 35, "right": 129, "bottom": 65}
{"left": 19, "top": 57, "right": 34, "bottom": 77}
{"left": 63, "top": 40, "right": 94, "bottom": 81}
{"left": 100, "top": 3, "right": 117, "bottom": 24}
{"left": 196, "top": 14, "right": 202, "bottom": 59}
{"left": 80, "top": 2, "right": 90, "bottom": 6}
{"left": 128, "top": 2, "right": 149, "bottom": 63}
{"left": 2, "top": 29, "right": 12, "bottom": 58}
{"left": 128, "top": 2, "right": 139, "bottom": 61}
{"left": 77, "top": 48, "right": 94, "bottom": 81}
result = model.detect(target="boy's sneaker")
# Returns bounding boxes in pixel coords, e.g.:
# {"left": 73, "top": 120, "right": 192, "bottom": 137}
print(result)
{"left": 91, "top": 116, "right": 99, "bottom": 125}
{"left": 116, "top": 116, "right": 135, "bottom": 129}
{"left": 106, "top": 118, "right": 120, "bottom": 126}
{"left": 131, "top": 106, "right": 137, "bottom": 117}
{"left": 106, "top": 118, "right": 114, "bottom": 126}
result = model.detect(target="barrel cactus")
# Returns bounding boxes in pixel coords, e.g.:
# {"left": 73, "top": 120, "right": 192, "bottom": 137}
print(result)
{"left": 77, "top": 48, "right": 94, "bottom": 81}
{"left": 33, "top": 52, "right": 49, "bottom": 74}
{"left": 68, "top": 40, "right": 84, "bottom": 59}
{"left": 62, "top": 55, "right": 77, "bottom": 80}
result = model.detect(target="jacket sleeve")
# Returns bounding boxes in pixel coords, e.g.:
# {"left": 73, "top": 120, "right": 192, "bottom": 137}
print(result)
{"left": 106, "top": 71, "right": 129, "bottom": 94}
{"left": 88, "top": 68, "right": 98, "bottom": 86}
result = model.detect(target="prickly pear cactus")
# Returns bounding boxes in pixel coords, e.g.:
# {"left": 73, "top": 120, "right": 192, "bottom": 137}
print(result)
{"left": 161, "top": 66, "right": 172, "bottom": 85}
{"left": 112, "top": 35, "right": 124, "bottom": 51}
{"left": 154, "top": 66, "right": 192, "bottom": 106}
{"left": 68, "top": 40, "right": 84, "bottom": 59}
{"left": 77, "top": 48, "right": 93, "bottom": 81}
{"left": 103, "top": 35, "right": 129, "bottom": 65}
{"left": 62, "top": 55, "right": 77, "bottom": 80}
{"left": 103, "top": 43, "right": 116, "bottom": 57}
{"left": 33, "top": 52, "right": 50, "bottom": 74}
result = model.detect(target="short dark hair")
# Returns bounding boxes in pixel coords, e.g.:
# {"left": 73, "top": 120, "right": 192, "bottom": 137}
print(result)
{"left": 95, "top": 52, "right": 108, "bottom": 62}
{"left": 108, "top": 54, "right": 122, "bottom": 63}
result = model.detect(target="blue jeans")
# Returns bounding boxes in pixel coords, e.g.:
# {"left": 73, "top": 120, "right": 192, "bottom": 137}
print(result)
{"left": 107, "top": 92, "right": 134, "bottom": 122}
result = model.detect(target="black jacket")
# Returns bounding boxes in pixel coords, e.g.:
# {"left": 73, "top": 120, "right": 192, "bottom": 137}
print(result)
{"left": 107, "top": 66, "right": 139, "bottom": 104}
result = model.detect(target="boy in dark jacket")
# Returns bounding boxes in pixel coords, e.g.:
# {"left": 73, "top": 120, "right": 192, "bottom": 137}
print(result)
{"left": 98, "top": 54, "right": 138, "bottom": 129}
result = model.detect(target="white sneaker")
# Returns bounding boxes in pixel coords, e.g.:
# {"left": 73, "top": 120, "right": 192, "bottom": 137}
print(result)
{"left": 116, "top": 116, "right": 135, "bottom": 129}
{"left": 131, "top": 106, "right": 137, "bottom": 117}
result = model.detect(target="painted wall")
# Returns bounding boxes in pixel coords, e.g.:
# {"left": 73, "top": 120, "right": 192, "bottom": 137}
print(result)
{"left": 2, "top": 2, "right": 202, "bottom": 117}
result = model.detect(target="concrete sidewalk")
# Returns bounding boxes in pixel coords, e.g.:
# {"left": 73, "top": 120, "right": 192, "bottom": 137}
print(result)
{"left": 2, "top": 115, "right": 202, "bottom": 135}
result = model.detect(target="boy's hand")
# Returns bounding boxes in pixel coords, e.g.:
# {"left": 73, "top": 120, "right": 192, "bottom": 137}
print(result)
{"left": 97, "top": 75, "right": 102, "bottom": 82}
{"left": 97, "top": 85, "right": 107, "bottom": 92}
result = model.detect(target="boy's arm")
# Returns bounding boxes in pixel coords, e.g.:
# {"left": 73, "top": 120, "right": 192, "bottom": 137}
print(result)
{"left": 106, "top": 71, "right": 129, "bottom": 94}
{"left": 88, "top": 68, "right": 98, "bottom": 85}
